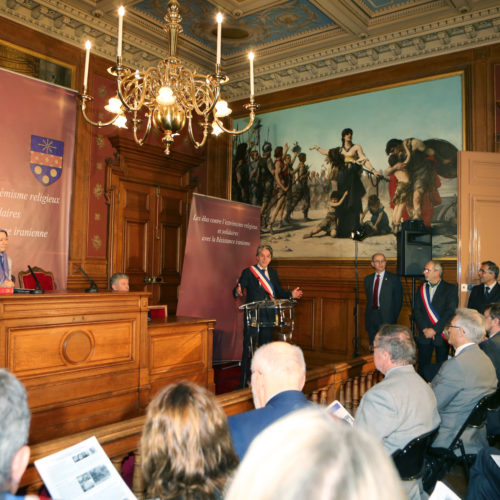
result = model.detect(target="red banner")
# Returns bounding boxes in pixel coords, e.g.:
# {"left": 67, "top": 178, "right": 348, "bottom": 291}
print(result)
{"left": 0, "top": 68, "right": 76, "bottom": 288}
{"left": 177, "top": 194, "right": 261, "bottom": 361}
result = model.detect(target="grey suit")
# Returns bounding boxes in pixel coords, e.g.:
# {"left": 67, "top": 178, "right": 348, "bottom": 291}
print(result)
{"left": 431, "top": 344, "right": 497, "bottom": 452}
{"left": 355, "top": 364, "right": 440, "bottom": 454}
{"left": 355, "top": 364, "right": 440, "bottom": 500}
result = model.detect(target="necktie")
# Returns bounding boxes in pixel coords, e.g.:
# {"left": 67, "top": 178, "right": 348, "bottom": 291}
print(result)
{"left": 373, "top": 274, "right": 380, "bottom": 309}
{"left": 485, "top": 286, "right": 490, "bottom": 297}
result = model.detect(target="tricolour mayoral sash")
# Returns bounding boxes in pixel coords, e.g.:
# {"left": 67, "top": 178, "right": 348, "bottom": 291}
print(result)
{"left": 249, "top": 266, "right": 275, "bottom": 299}
{"left": 420, "top": 284, "right": 447, "bottom": 341}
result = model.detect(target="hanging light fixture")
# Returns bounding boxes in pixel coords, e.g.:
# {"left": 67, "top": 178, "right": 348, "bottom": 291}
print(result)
{"left": 78, "top": 1, "right": 257, "bottom": 155}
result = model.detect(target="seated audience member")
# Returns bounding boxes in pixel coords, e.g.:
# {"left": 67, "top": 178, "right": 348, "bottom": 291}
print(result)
{"left": 431, "top": 308, "right": 497, "bottom": 453}
{"left": 0, "top": 369, "right": 36, "bottom": 499}
{"left": 467, "top": 261, "right": 500, "bottom": 313}
{"left": 465, "top": 446, "right": 500, "bottom": 499}
{"left": 110, "top": 273, "right": 129, "bottom": 292}
{"left": 228, "top": 341, "right": 310, "bottom": 460}
{"left": 481, "top": 302, "right": 500, "bottom": 381}
{"left": 0, "top": 229, "right": 14, "bottom": 288}
{"left": 225, "top": 407, "right": 406, "bottom": 500}
{"left": 140, "top": 381, "right": 238, "bottom": 500}
{"left": 355, "top": 325, "right": 440, "bottom": 500}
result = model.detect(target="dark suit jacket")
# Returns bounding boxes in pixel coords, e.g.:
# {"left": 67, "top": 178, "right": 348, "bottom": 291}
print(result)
{"left": 233, "top": 266, "right": 291, "bottom": 303}
{"left": 364, "top": 271, "right": 403, "bottom": 328}
{"left": 228, "top": 390, "right": 310, "bottom": 459}
{"left": 467, "top": 282, "right": 500, "bottom": 313}
{"left": 414, "top": 280, "right": 458, "bottom": 345}
{"left": 480, "top": 333, "right": 500, "bottom": 383}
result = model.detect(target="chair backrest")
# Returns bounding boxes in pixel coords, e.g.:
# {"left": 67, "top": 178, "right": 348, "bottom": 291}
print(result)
{"left": 148, "top": 304, "right": 168, "bottom": 319}
{"left": 392, "top": 427, "right": 439, "bottom": 480}
{"left": 449, "top": 390, "right": 497, "bottom": 451}
{"left": 18, "top": 266, "right": 56, "bottom": 290}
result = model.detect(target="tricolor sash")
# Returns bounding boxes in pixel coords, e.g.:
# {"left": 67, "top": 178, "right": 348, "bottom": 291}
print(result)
{"left": 420, "top": 283, "right": 447, "bottom": 341}
{"left": 250, "top": 266, "right": 275, "bottom": 299}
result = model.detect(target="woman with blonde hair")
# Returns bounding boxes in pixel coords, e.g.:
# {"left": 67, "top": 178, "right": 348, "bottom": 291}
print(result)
{"left": 141, "top": 381, "right": 238, "bottom": 500}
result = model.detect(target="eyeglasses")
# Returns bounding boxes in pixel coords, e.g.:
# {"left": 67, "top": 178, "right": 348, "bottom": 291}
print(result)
{"left": 478, "top": 269, "right": 492, "bottom": 274}
{"left": 423, "top": 268, "right": 435, "bottom": 273}
{"left": 448, "top": 324, "right": 461, "bottom": 330}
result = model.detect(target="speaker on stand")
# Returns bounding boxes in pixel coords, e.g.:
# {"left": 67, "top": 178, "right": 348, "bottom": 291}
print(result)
{"left": 397, "top": 220, "right": 432, "bottom": 334}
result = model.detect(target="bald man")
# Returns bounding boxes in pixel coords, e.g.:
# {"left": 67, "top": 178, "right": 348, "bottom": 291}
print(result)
{"left": 228, "top": 341, "right": 311, "bottom": 459}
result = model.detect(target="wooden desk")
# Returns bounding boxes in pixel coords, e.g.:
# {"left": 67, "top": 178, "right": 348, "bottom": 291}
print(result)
{"left": 0, "top": 292, "right": 214, "bottom": 443}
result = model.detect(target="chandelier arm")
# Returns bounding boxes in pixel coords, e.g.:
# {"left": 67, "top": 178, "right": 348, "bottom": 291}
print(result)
{"left": 131, "top": 113, "right": 153, "bottom": 145}
{"left": 79, "top": 96, "right": 122, "bottom": 127}
{"left": 187, "top": 116, "right": 209, "bottom": 149}
{"left": 214, "top": 113, "right": 256, "bottom": 135}
{"left": 116, "top": 73, "right": 148, "bottom": 113}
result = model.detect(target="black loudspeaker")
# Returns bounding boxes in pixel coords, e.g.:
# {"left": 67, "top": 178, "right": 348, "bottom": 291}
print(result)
{"left": 397, "top": 220, "right": 432, "bottom": 277}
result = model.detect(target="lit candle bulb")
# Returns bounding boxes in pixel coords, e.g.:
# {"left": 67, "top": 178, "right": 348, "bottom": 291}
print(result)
{"left": 117, "top": 6, "right": 125, "bottom": 58}
{"left": 249, "top": 51, "right": 255, "bottom": 98}
{"left": 216, "top": 13, "right": 223, "bottom": 66}
{"left": 83, "top": 40, "right": 91, "bottom": 92}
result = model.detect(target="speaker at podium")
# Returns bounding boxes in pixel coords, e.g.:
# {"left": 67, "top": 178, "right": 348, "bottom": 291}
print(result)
{"left": 397, "top": 220, "right": 432, "bottom": 277}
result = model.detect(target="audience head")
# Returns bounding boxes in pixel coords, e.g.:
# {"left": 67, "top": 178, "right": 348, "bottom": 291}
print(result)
{"left": 423, "top": 261, "right": 442, "bottom": 284}
{"left": 448, "top": 308, "right": 485, "bottom": 348}
{"left": 225, "top": 407, "right": 405, "bottom": 500}
{"left": 373, "top": 325, "right": 416, "bottom": 374}
{"left": 0, "top": 370, "right": 31, "bottom": 494}
{"left": 479, "top": 261, "right": 499, "bottom": 284}
{"left": 484, "top": 303, "right": 500, "bottom": 336}
{"left": 141, "top": 381, "right": 238, "bottom": 500}
{"left": 110, "top": 273, "right": 129, "bottom": 292}
{"left": 250, "top": 342, "right": 306, "bottom": 409}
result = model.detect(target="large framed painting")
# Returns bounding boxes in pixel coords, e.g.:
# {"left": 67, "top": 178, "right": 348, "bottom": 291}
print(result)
{"left": 232, "top": 73, "right": 463, "bottom": 259}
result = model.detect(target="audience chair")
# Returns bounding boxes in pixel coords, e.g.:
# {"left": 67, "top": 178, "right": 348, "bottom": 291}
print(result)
{"left": 486, "top": 386, "right": 500, "bottom": 447}
{"left": 148, "top": 304, "right": 168, "bottom": 320}
{"left": 392, "top": 427, "right": 439, "bottom": 481}
{"left": 423, "top": 390, "right": 498, "bottom": 493}
{"left": 18, "top": 266, "right": 56, "bottom": 290}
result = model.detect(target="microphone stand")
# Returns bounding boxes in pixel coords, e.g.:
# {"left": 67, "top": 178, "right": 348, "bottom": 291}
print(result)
{"left": 27, "top": 265, "right": 44, "bottom": 294}
{"left": 353, "top": 239, "right": 360, "bottom": 358}
{"left": 79, "top": 267, "right": 99, "bottom": 293}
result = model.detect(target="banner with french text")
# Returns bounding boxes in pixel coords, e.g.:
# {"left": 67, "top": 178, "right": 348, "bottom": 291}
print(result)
{"left": 177, "top": 194, "right": 260, "bottom": 361}
{"left": 0, "top": 68, "right": 76, "bottom": 288}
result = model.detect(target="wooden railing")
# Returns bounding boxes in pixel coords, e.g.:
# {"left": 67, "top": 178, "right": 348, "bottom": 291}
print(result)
{"left": 20, "top": 355, "right": 380, "bottom": 498}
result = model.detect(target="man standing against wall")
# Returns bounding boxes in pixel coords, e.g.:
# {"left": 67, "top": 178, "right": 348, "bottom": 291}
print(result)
{"left": 364, "top": 253, "right": 403, "bottom": 348}
{"left": 467, "top": 261, "right": 500, "bottom": 313}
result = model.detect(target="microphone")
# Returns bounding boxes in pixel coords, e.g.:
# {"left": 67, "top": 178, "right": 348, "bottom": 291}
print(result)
{"left": 27, "top": 265, "right": 45, "bottom": 294}
{"left": 79, "top": 266, "right": 99, "bottom": 293}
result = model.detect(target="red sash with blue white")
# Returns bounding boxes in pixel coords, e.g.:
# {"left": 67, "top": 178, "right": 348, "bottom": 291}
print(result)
{"left": 420, "top": 283, "right": 447, "bottom": 341}
{"left": 250, "top": 266, "right": 275, "bottom": 299}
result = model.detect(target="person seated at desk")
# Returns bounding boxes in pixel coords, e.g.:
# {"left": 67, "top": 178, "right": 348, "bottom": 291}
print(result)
{"left": 0, "top": 229, "right": 14, "bottom": 288}
{"left": 110, "top": 273, "right": 129, "bottom": 292}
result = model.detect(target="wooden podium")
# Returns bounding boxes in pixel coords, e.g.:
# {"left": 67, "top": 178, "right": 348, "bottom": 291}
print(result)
{"left": 0, "top": 291, "right": 214, "bottom": 443}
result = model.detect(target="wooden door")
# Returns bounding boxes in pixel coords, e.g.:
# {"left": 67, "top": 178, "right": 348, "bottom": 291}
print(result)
{"left": 458, "top": 151, "right": 500, "bottom": 306}
{"left": 110, "top": 180, "right": 187, "bottom": 308}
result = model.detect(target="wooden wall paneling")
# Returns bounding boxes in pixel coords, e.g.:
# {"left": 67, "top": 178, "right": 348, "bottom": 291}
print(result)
{"left": 458, "top": 151, "right": 500, "bottom": 306}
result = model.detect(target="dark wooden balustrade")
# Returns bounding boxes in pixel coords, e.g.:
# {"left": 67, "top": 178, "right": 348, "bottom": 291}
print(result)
{"left": 21, "top": 355, "right": 381, "bottom": 498}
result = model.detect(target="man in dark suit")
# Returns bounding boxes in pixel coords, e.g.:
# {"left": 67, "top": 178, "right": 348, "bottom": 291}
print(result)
{"left": 228, "top": 341, "right": 310, "bottom": 459}
{"left": 467, "top": 261, "right": 500, "bottom": 313}
{"left": 481, "top": 302, "right": 500, "bottom": 381}
{"left": 414, "top": 260, "right": 458, "bottom": 380}
{"left": 364, "top": 253, "right": 403, "bottom": 347}
{"left": 234, "top": 244, "right": 303, "bottom": 387}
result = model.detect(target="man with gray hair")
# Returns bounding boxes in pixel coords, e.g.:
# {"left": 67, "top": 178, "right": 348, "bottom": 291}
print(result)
{"left": 431, "top": 308, "right": 497, "bottom": 453}
{"left": 228, "top": 341, "right": 310, "bottom": 459}
{"left": 0, "top": 369, "right": 31, "bottom": 497}
{"left": 355, "top": 325, "right": 440, "bottom": 500}
{"left": 233, "top": 244, "right": 302, "bottom": 387}
{"left": 110, "top": 273, "right": 129, "bottom": 292}
{"left": 413, "top": 260, "right": 458, "bottom": 380}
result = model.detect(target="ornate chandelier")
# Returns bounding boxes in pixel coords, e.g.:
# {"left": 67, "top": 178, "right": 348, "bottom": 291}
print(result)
{"left": 79, "top": 1, "right": 257, "bottom": 155}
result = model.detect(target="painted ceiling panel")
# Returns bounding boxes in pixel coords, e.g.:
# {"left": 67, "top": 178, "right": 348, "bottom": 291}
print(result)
{"left": 133, "top": 0, "right": 336, "bottom": 53}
